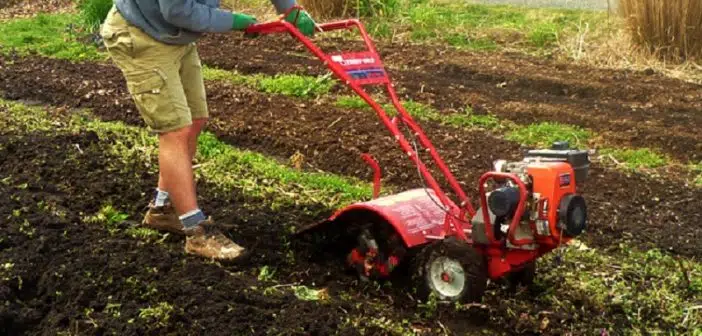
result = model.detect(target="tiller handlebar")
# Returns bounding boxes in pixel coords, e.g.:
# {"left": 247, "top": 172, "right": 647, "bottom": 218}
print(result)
{"left": 246, "top": 7, "right": 477, "bottom": 238}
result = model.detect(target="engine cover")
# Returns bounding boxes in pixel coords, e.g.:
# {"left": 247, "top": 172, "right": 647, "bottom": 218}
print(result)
{"left": 526, "top": 161, "right": 582, "bottom": 246}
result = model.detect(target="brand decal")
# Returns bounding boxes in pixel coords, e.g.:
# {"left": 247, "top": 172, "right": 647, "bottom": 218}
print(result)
{"left": 331, "top": 55, "right": 377, "bottom": 66}
{"left": 559, "top": 173, "right": 571, "bottom": 187}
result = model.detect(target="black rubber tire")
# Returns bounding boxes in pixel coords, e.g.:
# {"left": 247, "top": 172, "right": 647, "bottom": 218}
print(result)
{"left": 411, "top": 237, "right": 487, "bottom": 303}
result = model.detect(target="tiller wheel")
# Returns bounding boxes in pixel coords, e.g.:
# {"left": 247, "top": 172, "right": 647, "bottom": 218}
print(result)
{"left": 245, "top": 7, "right": 591, "bottom": 304}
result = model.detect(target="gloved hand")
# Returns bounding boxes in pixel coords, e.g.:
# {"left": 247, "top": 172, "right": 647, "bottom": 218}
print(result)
{"left": 284, "top": 8, "right": 315, "bottom": 37}
{"left": 232, "top": 12, "right": 257, "bottom": 31}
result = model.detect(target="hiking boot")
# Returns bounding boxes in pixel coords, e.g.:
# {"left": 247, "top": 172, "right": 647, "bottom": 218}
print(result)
{"left": 142, "top": 202, "right": 184, "bottom": 235}
{"left": 184, "top": 218, "right": 248, "bottom": 261}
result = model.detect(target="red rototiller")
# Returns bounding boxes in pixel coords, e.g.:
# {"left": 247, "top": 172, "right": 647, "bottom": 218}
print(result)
{"left": 245, "top": 7, "right": 589, "bottom": 303}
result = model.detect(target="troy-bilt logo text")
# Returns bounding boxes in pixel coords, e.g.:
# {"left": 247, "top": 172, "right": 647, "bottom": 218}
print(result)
{"left": 331, "top": 55, "right": 376, "bottom": 66}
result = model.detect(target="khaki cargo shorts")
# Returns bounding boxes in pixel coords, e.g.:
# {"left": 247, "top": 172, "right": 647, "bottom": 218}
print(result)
{"left": 100, "top": 6, "right": 208, "bottom": 133}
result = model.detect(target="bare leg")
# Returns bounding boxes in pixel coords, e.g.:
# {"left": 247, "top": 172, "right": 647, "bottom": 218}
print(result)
{"left": 158, "top": 126, "right": 198, "bottom": 216}
{"left": 189, "top": 118, "right": 207, "bottom": 159}
{"left": 156, "top": 118, "right": 206, "bottom": 195}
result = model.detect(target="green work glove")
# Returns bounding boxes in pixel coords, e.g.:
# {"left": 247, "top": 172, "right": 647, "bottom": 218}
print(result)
{"left": 232, "top": 12, "right": 257, "bottom": 31}
{"left": 284, "top": 8, "right": 315, "bottom": 37}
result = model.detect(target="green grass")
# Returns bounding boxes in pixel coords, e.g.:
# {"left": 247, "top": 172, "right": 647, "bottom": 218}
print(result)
{"left": 689, "top": 162, "right": 702, "bottom": 186}
{"left": 335, "top": 95, "right": 501, "bottom": 130}
{"left": 354, "top": 0, "right": 402, "bottom": 17}
{"left": 335, "top": 95, "right": 371, "bottom": 110}
{"left": 77, "top": 0, "right": 112, "bottom": 31}
{"left": 533, "top": 243, "right": 702, "bottom": 333}
{"left": 258, "top": 74, "right": 334, "bottom": 97}
{"left": 444, "top": 108, "right": 501, "bottom": 129}
{"left": 138, "top": 302, "right": 174, "bottom": 327}
{"left": 0, "top": 14, "right": 104, "bottom": 61}
{"left": 203, "top": 66, "right": 335, "bottom": 98}
{"left": 201, "top": 66, "right": 253, "bottom": 85}
{"left": 505, "top": 122, "right": 591, "bottom": 148}
{"left": 364, "top": 1, "right": 607, "bottom": 51}
{"left": 125, "top": 227, "right": 162, "bottom": 241}
{"left": 195, "top": 132, "right": 371, "bottom": 209}
{"left": 83, "top": 204, "right": 129, "bottom": 234}
{"left": 602, "top": 148, "right": 668, "bottom": 169}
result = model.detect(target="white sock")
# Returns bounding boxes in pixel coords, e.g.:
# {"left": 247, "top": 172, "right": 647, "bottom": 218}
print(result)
{"left": 154, "top": 188, "right": 169, "bottom": 207}
{"left": 179, "top": 209, "right": 206, "bottom": 228}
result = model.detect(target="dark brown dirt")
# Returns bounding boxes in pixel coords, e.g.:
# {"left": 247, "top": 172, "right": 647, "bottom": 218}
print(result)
{"left": 0, "top": 0, "right": 73, "bottom": 19}
{"left": 1, "top": 130, "right": 474, "bottom": 335}
{"left": 0, "top": 54, "right": 700, "bottom": 261}
{"left": 198, "top": 33, "right": 702, "bottom": 163}
{"left": 0, "top": 111, "right": 631, "bottom": 336}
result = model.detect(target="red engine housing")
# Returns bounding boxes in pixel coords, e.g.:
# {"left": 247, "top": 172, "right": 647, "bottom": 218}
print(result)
{"left": 528, "top": 161, "right": 579, "bottom": 248}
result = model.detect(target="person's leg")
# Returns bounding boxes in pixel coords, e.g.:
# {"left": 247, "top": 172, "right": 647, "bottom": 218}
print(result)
{"left": 158, "top": 126, "right": 198, "bottom": 215}
{"left": 189, "top": 118, "right": 207, "bottom": 159}
{"left": 101, "top": 9, "right": 246, "bottom": 260}
{"left": 181, "top": 45, "right": 209, "bottom": 161}
{"left": 177, "top": 45, "right": 247, "bottom": 260}
{"left": 153, "top": 117, "right": 203, "bottom": 207}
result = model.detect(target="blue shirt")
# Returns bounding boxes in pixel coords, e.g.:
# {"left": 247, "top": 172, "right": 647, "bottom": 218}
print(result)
{"left": 115, "top": 0, "right": 296, "bottom": 45}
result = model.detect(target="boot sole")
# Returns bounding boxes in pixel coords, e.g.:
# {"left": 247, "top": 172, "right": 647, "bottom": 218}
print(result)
{"left": 141, "top": 220, "right": 185, "bottom": 236}
{"left": 184, "top": 247, "right": 252, "bottom": 265}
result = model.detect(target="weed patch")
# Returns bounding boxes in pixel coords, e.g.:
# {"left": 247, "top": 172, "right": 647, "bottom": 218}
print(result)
{"left": 258, "top": 74, "right": 334, "bottom": 97}
{"left": 335, "top": 95, "right": 371, "bottom": 110}
{"left": 506, "top": 122, "right": 590, "bottom": 148}
{"left": 0, "top": 101, "right": 59, "bottom": 133}
{"left": 138, "top": 302, "right": 174, "bottom": 327}
{"left": 77, "top": 0, "right": 112, "bottom": 31}
{"left": 0, "top": 14, "right": 103, "bottom": 60}
{"left": 201, "top": 66, "right": 253, "bottom": 85}
{"left": 204, "top": 66, "right": 334, "bottom": 98}
{"left": 83, "top": 204, "right": 129, "bottom": 234}
{"left": 444, "top": 109, "right": 501, "bottom": 130}
{"left": 334, "top": 96, "right": 501, "bottom": 130}
{"left": 196, "top": 131, "right": 371, "bottom": 209}
{"left": 365, "top": 2, "right": 606, "bottom": 52}
{"left": 292, "top": 285, "right": 329, "bottom": 301}
{"left": 602, "top": 148, "right": 668, "bottom": 169}
{"left": 536, "top": 243, "right": 702, "bottom": 332}
{"left": 125, "top": 227, "right": 162, "bottom": 242}
{"left": 689, "top": 162, "right": 702, "bottom": 186}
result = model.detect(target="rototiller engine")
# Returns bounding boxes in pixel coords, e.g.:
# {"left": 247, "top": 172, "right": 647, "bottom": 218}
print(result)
{"left": 245, "top": 7, "right": 590, "bottom": 302}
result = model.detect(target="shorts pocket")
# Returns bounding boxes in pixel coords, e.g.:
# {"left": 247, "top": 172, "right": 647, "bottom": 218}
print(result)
{"left": 127, "top": 69, "right": 166, "bottom": 95}
{"left": 102, "top": 28, "right": 134, "bottom": 56}
{"left": 125, "top": 69, "right": 180, "bottom": 131}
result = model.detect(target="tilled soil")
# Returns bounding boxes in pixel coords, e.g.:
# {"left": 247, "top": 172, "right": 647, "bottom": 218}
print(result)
{"left": 1, "top": 111, "right": 631, "bottom": 336}
{"left": 198, "top": 33, "right": 702, "bottom": 163}
{"left": 0, "top": 130, "right": 464, "bottom": 335}
{"left": 1, "top": 55, "right": 701, "bottom": 259}
{"left": 0, "top": 0, "right": 74, "bottom": 19}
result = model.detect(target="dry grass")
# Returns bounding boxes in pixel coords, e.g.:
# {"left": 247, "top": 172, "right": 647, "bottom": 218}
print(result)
{"left": 619, "top": 0, "right": 702, "bottom": 62}
{"left": 221, "top": 0, "right": 277, "bottom": 19}
{"left": 223, "top": 0, "right": 363, "bottom": 19}
{"left": 222, "top": 0, "right": 702, "bottom": 84}
{"left": 298, "top": 0, "right": 349, "bottom": 19}
{"left": 556, "top": 11, "right": 702, "bottom": 84}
